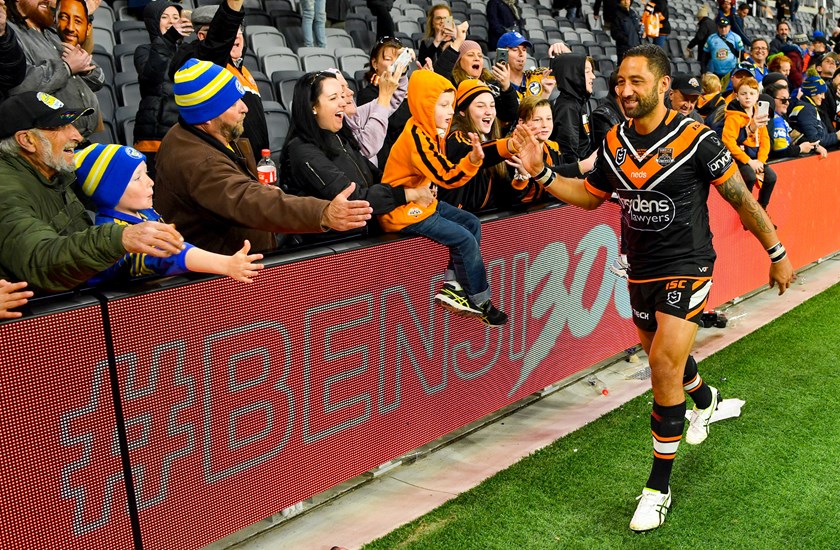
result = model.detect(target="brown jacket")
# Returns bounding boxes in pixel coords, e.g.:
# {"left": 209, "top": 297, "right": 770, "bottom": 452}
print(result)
{"left": 155, "top": 121, "right": 329, "bottom": 255}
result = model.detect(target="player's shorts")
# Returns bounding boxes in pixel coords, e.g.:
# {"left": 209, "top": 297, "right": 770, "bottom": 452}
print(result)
{"left": 628, "top": 277, "right": 713, "bottom": 332}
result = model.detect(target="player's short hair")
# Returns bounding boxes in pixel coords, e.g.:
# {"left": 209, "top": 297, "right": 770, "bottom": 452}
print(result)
{"left": 622, "top": 44, "right": 671, "bottom": 81}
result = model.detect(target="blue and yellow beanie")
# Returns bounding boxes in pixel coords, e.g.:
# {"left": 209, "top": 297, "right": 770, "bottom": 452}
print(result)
{"left": 174, "top": 58, "right": 245, "bottom": 124}
{"left": 801, "top": 75, "right": 828, "bottom": 97}
{"left": 74, "top": 143, "right": 146, "bottom": 209}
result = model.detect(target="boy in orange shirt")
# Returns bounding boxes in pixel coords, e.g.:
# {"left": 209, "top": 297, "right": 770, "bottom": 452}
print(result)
{"left": 721, "top": 76, "right": 777, "bottom": 212}
{"left": 379, "top": 70, "right": 521, "bottom": 326}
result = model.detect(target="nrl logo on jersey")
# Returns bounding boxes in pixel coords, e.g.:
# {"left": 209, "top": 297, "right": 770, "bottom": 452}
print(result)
{"left": 656, "top": 147, "right": 673, "bottom": 166}
{"left": 615, "top": 147, "right": 626, "bottom": 165}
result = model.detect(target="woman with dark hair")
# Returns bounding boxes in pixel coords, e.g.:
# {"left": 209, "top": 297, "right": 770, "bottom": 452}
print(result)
{"left": 417, "top": 4, "right": 455, "bottom": 65}
{"left": 281, "top": 72, "right": 433, "bottom": 239}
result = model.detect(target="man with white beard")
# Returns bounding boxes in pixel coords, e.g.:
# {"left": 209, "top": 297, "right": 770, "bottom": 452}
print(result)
{"left": 0, "top": 92, "right": 186, "bottom": 292}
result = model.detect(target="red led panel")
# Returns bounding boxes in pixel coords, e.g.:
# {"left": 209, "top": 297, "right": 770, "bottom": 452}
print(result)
{"left": 103, "top": 202, "right": 637, "bottom": 549}
{"left": 0, "top": 306, "right": 134, "bottom": 549}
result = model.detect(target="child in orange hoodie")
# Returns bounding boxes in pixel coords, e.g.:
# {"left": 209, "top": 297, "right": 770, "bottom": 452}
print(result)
{"left": 379, "top": 70, "right": 508, "bottom": 326}
{"left": 721, "top": 76, "right": 777, "bottom": 211}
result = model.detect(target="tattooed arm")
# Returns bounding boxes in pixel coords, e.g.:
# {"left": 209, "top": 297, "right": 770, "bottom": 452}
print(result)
{"left": 715, "top": 171, "right": 795, "bottom": 294}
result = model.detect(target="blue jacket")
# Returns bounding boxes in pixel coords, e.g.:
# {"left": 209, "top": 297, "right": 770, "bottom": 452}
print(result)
{"left": 88, "top": 208, "right": 194, "bottom": 285}
{"left": 788, "top": 96, "right": 838, "bottom": 148}
{"left": 704, "top": 31, "right": 744, "bottom": 76}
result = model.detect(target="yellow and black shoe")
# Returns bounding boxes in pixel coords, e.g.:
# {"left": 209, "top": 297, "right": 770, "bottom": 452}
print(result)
{"left": 434, "top": 283, "right": 482, "bottom": 318}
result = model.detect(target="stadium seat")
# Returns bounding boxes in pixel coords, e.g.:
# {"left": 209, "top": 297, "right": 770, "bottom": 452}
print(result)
{"left": 264, "top": 0, "right": 293, "bottom": 11}
{"left": 112, "top": 43, "right": 136, "bottom": 72}
{"left": 279, "top": 25, "right": 306, "bottom": 51}
{"left": 93, "top": 27, "right": 115, "bottom": 52}
{"left": 301, "top": 52, "right": 338, "bottom": 72}
{"left": 115, "top": 105, "right": 136, "bottom": 146}
{"left": 89, "top": 120, "right": 116, "bottom": 145}
{"left": 251, "top": 70, "right": 275, "bottom": 101}
{"left": 261, "top": 50, "right": 302, "bottom": 74}
{"left": 115, "top": 72, "right": 141, "bottom": 107}
{"left": 335, "top": 47, "right": 369, "bottom": 73}
{"left": 327, "top": 33, "right": 355, "bottom": 50}
{"left": 270, "top": 70, "right": 304, "bottom": 109}
{"left": 396, "top": 19, "right": 422, "bottom": 35}
{"left": 92, "top": 45, "right": 115, "bottom": 84}
{"left": 244, "top": 13, "right": 272, "bottom": 26}
{"left": 95, "top": 86, "right": 117, "bottom": 126}
{"left": 113, "top": 21, "right": 147, "bottom": 45}
{"left": 262, "top": 101, "right": 291, "bottom": 156}
{"left": 251, "top": 32, "right": 287, "bottom": 55}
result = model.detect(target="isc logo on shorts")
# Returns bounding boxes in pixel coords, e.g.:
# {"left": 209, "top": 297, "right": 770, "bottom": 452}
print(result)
{"left": 617, "top": 189, "right": 676, "bottom": 232}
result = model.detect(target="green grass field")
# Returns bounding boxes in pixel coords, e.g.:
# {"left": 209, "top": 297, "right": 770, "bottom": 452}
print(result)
{"left": 364, "top": 282, "right": 840, "bottom": 550}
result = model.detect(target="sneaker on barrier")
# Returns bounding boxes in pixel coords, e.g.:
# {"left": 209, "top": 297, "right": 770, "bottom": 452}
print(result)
{"left": 630, "top": 487, "right": 672, "bottom": 532}
{"left": 434, "top": 283, "right": 482, "bottom": 317}
{"left": 609, "top": 254, "right": 629, "bottom": 279}
{"left": 686, "top": 386, "right": 721, "bottom": 445}
{"left": 476, "top": 299, "right": 508, "bottom": 327}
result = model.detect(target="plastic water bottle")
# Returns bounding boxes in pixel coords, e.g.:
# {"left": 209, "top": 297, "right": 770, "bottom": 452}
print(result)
{"left": 257, "top": 149, "right": 277, "bottom": 185}
{"left": 585, "top": 375, "right": 609, "bottom": 396}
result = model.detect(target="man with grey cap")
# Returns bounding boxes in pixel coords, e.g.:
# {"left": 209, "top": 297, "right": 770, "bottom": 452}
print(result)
{"left": 0, "top": 91, "right": 185, "bottom": 292}
{"left": 168, "top": 0, "right": 268, "bottom": 161}
{"left": 667, "top": 73, "right": 703, "bottom": 122}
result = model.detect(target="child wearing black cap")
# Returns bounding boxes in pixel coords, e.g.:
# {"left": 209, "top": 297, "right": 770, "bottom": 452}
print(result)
{"left": 75, "top": 143, "right": 265, "bottom": 285}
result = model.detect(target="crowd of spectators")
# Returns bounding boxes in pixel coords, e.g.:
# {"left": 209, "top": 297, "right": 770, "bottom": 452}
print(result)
{"left": 1, "top": 0, "right": 839, "bottom": 320}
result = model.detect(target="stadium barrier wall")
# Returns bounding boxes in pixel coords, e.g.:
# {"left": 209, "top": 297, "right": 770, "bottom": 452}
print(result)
{"left": 1, "top": 153, "right": 838, "bottom": 549}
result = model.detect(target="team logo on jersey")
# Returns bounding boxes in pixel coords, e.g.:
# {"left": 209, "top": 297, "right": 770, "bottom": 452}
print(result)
{"left": 636, "top": 148, "right": 647, "bottom": 159}
{"left": 667, "top": 290, "right": 682, "bottom": 305}
{"left": 616, "top": 189, "right": 676, "bottom": 232}
{"left": 615, "top": 147, "right": 626, "bottom": 165}
{"left": 656, "top": 147, "right": 674, "bottom": 166}
{"left": 528, "top": 81, "right": 542, "bottom": 95}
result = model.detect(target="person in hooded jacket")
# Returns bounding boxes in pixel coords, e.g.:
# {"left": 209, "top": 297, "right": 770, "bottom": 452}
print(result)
{"left": 169, "top": 0, "right": 268, "bottom": 163}
{"left": 280, "top": 72, "right": 433, "bottom": 243}
{"left": 380, "top": 69, "right": 512, "bottom": 326}
{"left": 549, "top": 53, "right": 596, "bottom": 163}
{"left": 590, "top": 70, "right": 626, "bottom": 149}
{"left": 133, "top": 1, "right": 191, "bottom": 178}
{"left": 687, "top": 5, "right": 717, "bottom": 68}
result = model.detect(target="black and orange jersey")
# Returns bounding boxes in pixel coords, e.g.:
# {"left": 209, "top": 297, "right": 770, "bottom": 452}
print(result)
{"left": 585, "top": 110, "right": 738, "bottom": 280}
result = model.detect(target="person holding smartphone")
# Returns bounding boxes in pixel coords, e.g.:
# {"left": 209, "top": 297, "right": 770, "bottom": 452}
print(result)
{"left": 418, "top": 4, "right": 455, "bottom": 66}
{"left": 722, "top": 76, "right": 777, "bottom": 216}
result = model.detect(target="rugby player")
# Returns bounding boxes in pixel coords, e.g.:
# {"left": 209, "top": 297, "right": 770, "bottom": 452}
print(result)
{"left": 515, "top": 44, "right": 795, "bottom": 532}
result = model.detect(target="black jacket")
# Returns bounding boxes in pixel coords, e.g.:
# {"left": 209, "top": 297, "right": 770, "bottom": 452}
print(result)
{"left": 0, "top": 26, "right": 26, "bottom": 100}
{"left": 486, "top": 0, "right": 524, "bottom": 50}
{"left": 611, "top": 5, "right": 641, "bottom": 59}
{"left": 590, "top": 95, "right": 624, "bottom": 151}
{"left": 441, "top": 131, "right": 511, "bottom": 212}
{"left": 688, "top": 16, "right": 717, "bottom": 68}
{"left": 170, "top": 1, "right": 269, "bottom": 162}
{"left": 281, "top": 130, "right": 404, "bottom": 215}
{"left": 768, "top": 34, "right": 792, "bottom": 56}
{"left": 133, "top": 1, "right": 183, "bottom": 144}
{"left": 549, "top": 54, "right": 592, "bottom": 163}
